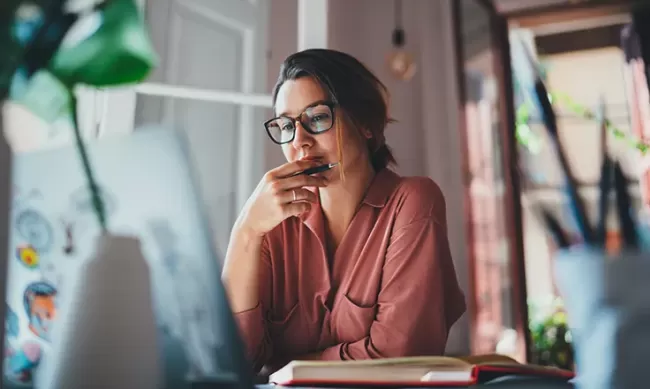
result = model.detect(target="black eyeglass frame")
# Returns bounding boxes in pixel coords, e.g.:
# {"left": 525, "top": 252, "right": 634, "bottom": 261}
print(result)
{"left": 264, "top": 101, "right": 336, "bottom": 145}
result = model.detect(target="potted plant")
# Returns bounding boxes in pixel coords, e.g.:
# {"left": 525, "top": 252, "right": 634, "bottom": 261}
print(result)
{"left": 528, "top": 296, "right": 574, "bottom": 370}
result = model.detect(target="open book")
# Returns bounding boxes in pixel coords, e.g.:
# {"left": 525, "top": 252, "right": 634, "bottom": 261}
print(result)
{"left": 269, "top": 354, "right": 574, "bottom": 387}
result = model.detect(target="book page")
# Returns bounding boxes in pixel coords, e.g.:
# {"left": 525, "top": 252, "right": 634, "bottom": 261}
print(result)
{"left": 290, "top": 355, "right": 471, "bottom": 368}
{"left": 459, "top": 354, "right": 520, "bottom": 366}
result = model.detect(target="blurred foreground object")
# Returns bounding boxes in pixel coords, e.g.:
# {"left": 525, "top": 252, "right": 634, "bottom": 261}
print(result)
{"left": 554, "top": 248, "right": 650, "bottom": 389}
{"left": 2, "top": 102, "right": 53, "bottom": 153}
{"left": 2, "top": 1, "right": 162, "bottom": 388}
{"left": 0, "top": 1, "right": 72, "bottom": 386}
{"left": 513, "top": 12, "right": 650, "bottom": 387}
{"left": 5, "top": 0, "right": 157, "bottom": 153}
{"left": 622, "top": 11, "right": 650, "bottom": 211}
{"left": 36, "top": 234, "right": 162, "bottom": 389}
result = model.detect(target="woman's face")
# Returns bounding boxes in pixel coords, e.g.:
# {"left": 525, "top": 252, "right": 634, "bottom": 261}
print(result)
{"left": 273, "top": 77, "right": 370, "bottom": 181}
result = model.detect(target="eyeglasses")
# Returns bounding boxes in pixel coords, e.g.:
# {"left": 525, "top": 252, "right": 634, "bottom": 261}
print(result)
{"left": 264, "top": 102, "right": 335, "bottom": 145}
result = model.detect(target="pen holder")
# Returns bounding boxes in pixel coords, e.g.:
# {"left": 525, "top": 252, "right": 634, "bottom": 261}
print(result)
{"left": 554, "top": 247, "right": 650, "bottom": 389}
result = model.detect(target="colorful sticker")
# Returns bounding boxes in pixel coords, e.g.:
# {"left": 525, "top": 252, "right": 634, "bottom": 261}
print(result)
{"left": 15, "top": 209, "right": 53, "bottom": 253}
{"left": 4, "top": 341, "right": 41, "bottom": 385}
{"left": 23, "top": 282, "right": 57, "bottom": 342}
{"left": 15, "top": 244, "right": 39, "bottom": 269}
{"left": 5, "top": 304, "right": 19, "bottom": 339}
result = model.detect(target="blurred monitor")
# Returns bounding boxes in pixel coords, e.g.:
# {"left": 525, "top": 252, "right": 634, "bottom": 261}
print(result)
{"left": 4, "top": 126, "right": 253, "bottom": 389}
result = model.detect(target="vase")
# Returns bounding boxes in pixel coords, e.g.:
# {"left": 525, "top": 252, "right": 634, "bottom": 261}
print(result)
{"left": 554, "top": 246, "right": 650, "bottom": 389}
{"left": 36, "top": 233, "right": 162, "bottom": 389}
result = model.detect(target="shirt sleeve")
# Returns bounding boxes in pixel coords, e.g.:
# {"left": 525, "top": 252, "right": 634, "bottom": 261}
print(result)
{"left": 319, "top": 209, "right": 466, "bottom": 360}
{"left": 232, "top": 237, "right": 274, "bottom": 372}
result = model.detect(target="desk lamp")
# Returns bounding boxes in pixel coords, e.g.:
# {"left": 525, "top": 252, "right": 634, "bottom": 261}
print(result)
{"left": 4, "top": 0, "right": 161, "bottom": 388}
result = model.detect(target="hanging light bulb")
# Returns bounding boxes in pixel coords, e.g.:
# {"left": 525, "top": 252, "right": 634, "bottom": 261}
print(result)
{"left": 387, "top": 29, "right": 416, "bottom": 81}
{"left": 387, "top": 0, "right": 416, "bottom": 81}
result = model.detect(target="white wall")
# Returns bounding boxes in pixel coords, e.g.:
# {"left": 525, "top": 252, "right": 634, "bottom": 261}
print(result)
{"left": 265, "top": 0, "right": 298, "bottom": 170}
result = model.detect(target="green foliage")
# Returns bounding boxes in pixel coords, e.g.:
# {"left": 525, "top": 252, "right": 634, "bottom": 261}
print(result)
{"left": 513, "top": 59, "right": 648, "bottom": 156}
{"left": 528, "top": 297, "right": 574, "bottom": 370}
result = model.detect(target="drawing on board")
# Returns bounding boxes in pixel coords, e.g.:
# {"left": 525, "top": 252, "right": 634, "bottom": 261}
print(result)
{"left": 14, "top": 209, "right": 53, "bottom": 254}
{"left": 15, "top": 245, "right": 39, "bottom": 269}
{"left": 5, "top": 304, "right": 19, "bottom": 340}
{"left": 4, "top": 341, "right": 42, "bottom": 385}
{"left": 23, "top": 282, "right": 57, "bottom": 342}
{"left": 148, "top": 219, "right": 219, "bottom": 380}
{"left": 60, "top": 218, "right": 75, "bottom": 255}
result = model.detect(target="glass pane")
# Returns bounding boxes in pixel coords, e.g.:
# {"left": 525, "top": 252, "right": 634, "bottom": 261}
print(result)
{"left": 141, "top": 0, "right": 260, "bottom": 92}
{"left": 517, "top": 47, "right": 637, "bottom": 189}
{"left": 140, "top": 0, "right": 296, "bottom": 95}
{"left": 134, "top": 94, "right": 273, "bottom": 262}
{"left": 460, "top": 0, "right": 519, "bottom": 359}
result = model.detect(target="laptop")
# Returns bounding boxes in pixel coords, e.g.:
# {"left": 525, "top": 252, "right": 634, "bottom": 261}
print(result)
{"left": 3, "top": 126, "right": 254, "bottom": 389}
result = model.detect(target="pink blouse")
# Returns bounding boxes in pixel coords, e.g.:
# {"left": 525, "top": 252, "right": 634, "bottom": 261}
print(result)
{"left": 234, "top": 168, "right": 466, "bottom": 373}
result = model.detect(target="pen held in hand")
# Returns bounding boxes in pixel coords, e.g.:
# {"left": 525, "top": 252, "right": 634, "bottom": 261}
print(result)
{"left": 290, "top": 162, "right": 339, "bottom": 177}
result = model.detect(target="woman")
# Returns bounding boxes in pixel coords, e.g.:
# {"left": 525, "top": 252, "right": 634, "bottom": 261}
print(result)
{"left": 222, "top": 49, "right": 466, "bottom": 373}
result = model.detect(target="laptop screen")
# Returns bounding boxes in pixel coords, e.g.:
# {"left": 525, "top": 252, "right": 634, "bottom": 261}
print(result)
{"left": 4, "top": 126, "right": 253, "bottom": 389}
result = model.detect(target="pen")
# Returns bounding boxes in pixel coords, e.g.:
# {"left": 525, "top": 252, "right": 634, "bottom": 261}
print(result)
{"left": 291, "top": 162, "right": 339, "bottom": 177}
{"left": 538, "top": 206, "right": 570, "bottom": 249}
{"left": 514, "top": 37, "right": 594, "bottom": 244}
{"left": 531, "top": 72, "right": 594, "bottom": 244}
{"left": 596, "top": 97, "right": 612, "bottom": 246}
{"left": 597, "top": 155, "right": 613, "bottom": 245}
{"left": 613, "top": 161, "right": 638, "bottom": 248}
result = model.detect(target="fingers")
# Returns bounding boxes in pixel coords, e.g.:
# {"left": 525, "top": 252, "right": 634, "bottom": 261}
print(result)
{"left": 274, "top": 174, "right": 327, "bottom": 193}
{"left": 283, "top": 201, "right": 312, "bottom": 217}
{"left": 279, "top": 188, "right": 318, "bottom": 204}
{"left": 269, "top": 159, "right": 321, "bottom": 178}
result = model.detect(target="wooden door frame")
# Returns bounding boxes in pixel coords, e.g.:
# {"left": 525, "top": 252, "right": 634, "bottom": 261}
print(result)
{"left": 452, "top": 0, "right": 531, "bottom": 362}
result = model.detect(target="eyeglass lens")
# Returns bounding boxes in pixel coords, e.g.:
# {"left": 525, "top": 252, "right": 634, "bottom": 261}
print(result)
{"left": 266, "top": 104, "right": 333, "bottom": 144}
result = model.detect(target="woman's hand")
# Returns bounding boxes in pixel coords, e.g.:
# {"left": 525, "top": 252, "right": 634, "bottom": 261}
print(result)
{"left": 237, "top": 160, "right": 328, "bottom": 237}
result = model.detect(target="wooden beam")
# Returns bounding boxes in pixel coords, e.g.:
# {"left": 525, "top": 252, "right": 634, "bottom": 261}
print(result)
{"left": 509, "top": 3, "right": 632, "bottom": 28}
{"left": 450, "top": 0, "right": 479, "bottom": 357}
{"left": 490, "top": 12, "right": 532, "bottom": 364}
{"left": 535, "top": 23, "right": 627, "bottom": 54}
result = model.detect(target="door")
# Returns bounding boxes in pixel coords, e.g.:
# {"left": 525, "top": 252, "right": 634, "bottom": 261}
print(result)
{"left": 97, "top": 0, "right": 271, "bottom": 261}
{"left": 456, "top": 0, "right": 529, "bottom": 361}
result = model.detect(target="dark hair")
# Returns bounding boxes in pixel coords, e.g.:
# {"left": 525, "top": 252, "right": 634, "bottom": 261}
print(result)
{"left": 272, "top": 49, "right": 396, "bottom": 172}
